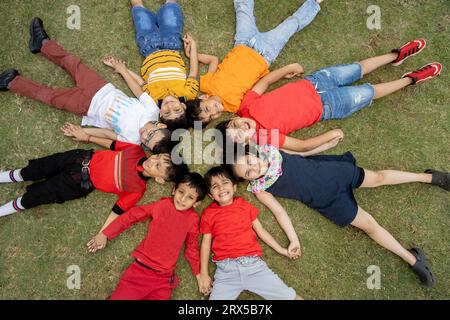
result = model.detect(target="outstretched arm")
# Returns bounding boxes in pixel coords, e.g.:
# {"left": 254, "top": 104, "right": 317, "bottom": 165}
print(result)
{"left": 281, "top": 129, "right": 344, "bottom": 153}
{"left": 183, "top": 34, "right": 199, "bottom": 79}
{"left": 61, "top": 123, "right": 114, "bottom": 149}
{"left": 252, "top": 218, "right": 296, "bottom": 258}
{"left": 255, "top": 191, "right": 301, "bottom": 258}
{"left": 103, "top": 56, "right": 144, "bottom": 98}
{"left": 198, "top": 234, "right": 213, "bottom": 296}
{"left": 282, "top": 129, "right": 344, "bottom": 156}
{"left": 252, "top": 63, "right": 304, "bottom": 95}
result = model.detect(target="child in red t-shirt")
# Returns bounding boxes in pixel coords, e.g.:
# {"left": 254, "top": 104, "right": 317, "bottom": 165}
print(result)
{"left": 87, "top": 172, "right": 207, "bottom": 300}
{"left": 198, "top": 167, "right": 302, "bottom": 300}
{"left": 0, "top": 124, "right": 186, "bottom": 238}
{"left": 215, "top": 39, "right": 441, "bottom": 153}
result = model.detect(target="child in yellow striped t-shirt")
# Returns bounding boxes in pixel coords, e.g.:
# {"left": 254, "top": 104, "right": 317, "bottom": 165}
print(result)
{"left": 129, "top": 0, "right": 199, "bottom": 129}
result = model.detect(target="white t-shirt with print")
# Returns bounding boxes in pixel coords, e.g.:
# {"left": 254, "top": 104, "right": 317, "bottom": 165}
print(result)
{"left": 81, "top": 83, "right": 159, "bottom": 145}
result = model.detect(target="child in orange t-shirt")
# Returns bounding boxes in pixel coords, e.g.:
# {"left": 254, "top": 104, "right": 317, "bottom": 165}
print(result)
{"left": 186, "top": 0, "right": 324, "bottom": 124}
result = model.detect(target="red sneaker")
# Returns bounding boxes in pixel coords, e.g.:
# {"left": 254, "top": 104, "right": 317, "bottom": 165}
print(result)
{"left": 391, "top": 39, "right": 426, "bottom": 66}
{"left": 403, "top": 62, "right": 442, "bottom": 84}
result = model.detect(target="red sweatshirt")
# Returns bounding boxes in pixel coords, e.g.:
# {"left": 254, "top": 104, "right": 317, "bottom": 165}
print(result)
{"left": 102, "top": 197, "right": 200, "bottom": 275}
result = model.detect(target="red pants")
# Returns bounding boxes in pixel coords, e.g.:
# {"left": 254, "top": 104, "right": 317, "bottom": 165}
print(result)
{"left": 9, "top": 40, "right": 108, "bottom": 117}
{"left": 110, "top": 261, "right": 179, "bottom": 300}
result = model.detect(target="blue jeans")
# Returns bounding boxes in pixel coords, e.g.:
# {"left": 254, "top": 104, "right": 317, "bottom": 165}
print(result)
{"left": 234, "top": 0, "right": 321, "bottom": 65}
{"left": 132, "top": 3, "right": 183, "bottom": 58}
{"left": 305, "top": 63, "right": 375, "bottom": 120}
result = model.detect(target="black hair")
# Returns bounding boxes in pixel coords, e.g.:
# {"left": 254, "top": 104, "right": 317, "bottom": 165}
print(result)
{"left": 185, "top": 98, "right": 203, "bottom": 122}
{"left": 160, "top": 111, "right": 192, "bottom": 130}
{"left": 221, "top": 144, "right": 258, "bottom": 182}
{"left": 175, "top": 172, "right": 208, "bottom": 201}
{"left": 204, "top": 166, "right": 237, "bottom": 191}
{"left": 165, "top": 159, "right": 189, "bottom": 182}
{"left": 215, "top": 120, "right": 231, "bottom": 148}
{"left": 150, "top": 129, "right": 178, "bottom": 154}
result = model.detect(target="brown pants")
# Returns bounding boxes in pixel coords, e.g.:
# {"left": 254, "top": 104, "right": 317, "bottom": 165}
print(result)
{"left": 9, "top": 40, "right": 108, "bottom": 117}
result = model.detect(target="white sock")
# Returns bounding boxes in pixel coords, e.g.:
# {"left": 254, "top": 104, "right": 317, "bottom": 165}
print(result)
{"left": 0, "top": 169, "right": 24, "bottom": 183}
{"left": 0, "top": 197, "right": 25, "bottom": 218}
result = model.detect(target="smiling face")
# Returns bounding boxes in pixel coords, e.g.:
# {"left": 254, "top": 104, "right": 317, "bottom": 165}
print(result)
{"left": 139, "top": 122, "right": 168, "bottom": 151}
{"left": 160, "top": 95, "right": 187, "bottom": 121}
{"left": 172, "top": 182, "right": 200, "bottom": 211}
{"left": 226, "top": 117, "right": 256, "bottom": 144}
{"left": 197, "top": 96, "right": 224, "bottom": 123}
{"left": 208, "top": 174, "right": 236, "bottom": 206}
{"left": 142, "top": 153, "right": 172, "bottom": 182}
{"left": 233, "top": 153, "right": 269, "bottom": 181}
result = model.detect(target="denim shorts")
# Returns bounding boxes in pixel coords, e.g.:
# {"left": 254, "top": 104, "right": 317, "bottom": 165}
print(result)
{"left": 210, "top": 256, "right": 296, "bottom": 300}
{"left": 233, "top": 0, "right": 320, "bottom": 65}
{"left": 305, "top": 63, "right": 375, "bottom": 120}
{"left": 132, "top": 3, "right": 183, "bottom": 58}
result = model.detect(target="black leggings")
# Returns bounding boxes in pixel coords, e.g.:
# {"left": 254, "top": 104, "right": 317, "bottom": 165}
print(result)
{"left": 20, "top": 149, "right": 94, "bottom": 209}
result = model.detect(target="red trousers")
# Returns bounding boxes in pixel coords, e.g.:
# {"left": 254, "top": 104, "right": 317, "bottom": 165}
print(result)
{"left": 9, "top": 40, "right": 107, "bottom": 117}
{"left": 110, "top": 261, "right": 179, "bottom": 300}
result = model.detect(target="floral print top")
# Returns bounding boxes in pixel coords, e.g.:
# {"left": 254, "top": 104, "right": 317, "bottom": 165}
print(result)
{"left": 247, "top": 144, "right": 283, "bottom": 194}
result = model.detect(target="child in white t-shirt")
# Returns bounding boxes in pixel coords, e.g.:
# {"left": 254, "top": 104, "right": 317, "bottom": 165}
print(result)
{"left": 1, "top": 18, "right": 175, "bottom": 153}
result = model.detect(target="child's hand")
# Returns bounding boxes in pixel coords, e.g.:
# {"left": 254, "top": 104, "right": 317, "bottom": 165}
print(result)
{"left": 60, "top": 122, "right": 89, "bottom": 142}
{"left": 331, "top": 128, "right": 344, "bottom": 141}
{"left": 87, "top": 233, "right": 108, "bottom": 253}
{"left": 102, "top": 55, "right": 127, "bottom": 73}
{"left": 284, "top": 63, "right": 304, "bottom": 79}
{"left": 277, "top": 247, "right": 291, "bottom": 258}
{"left": 183, "top": 34, "right": 197, "bottom": 58}
{"left": 196, "top": 273, "right": 212, "bottom": 296}
{"left": 287, "top": 241, "right": 302, "bottom": 259}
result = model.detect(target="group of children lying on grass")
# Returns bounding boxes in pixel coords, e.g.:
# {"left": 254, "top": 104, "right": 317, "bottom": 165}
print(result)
{"left": 0, "top": 0, "right": 448, "bottom": 299}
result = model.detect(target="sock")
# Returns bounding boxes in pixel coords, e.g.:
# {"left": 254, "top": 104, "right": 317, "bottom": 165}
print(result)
{"left": 0, "top": 197, "right": 25, "bottom": 218}
{"left": 0, "top": 169, "right": 24, "bottom": 183}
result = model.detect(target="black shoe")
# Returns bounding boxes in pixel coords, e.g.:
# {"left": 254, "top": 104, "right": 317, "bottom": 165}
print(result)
{"left": 0, "top": 69, "right": 19, "bottom": 91}
{"left": 29, "top": 17, "right": 50, "bottom": 54}
{"left": 408, "top": 247, "right": 436, "bottom": 288}
{"left": 425, "top": 169, "right": 450, "bottom": 191}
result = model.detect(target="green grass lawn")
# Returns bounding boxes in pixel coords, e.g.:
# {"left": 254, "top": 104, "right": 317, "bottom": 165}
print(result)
{"left": 0, "top": 0, "right": 449, "bottom": 300}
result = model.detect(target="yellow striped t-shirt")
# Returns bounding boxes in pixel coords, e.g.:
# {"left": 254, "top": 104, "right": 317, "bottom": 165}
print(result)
{"left": 141, "top": 50, "right": 199, "bottom": 101}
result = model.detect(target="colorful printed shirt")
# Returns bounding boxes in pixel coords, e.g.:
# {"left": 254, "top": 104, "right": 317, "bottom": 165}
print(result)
{"left": 83, "top": 83, "right": 159, "bottom": 145}
{"left": 248, "top": 144, "right": 283, "bottom": 194}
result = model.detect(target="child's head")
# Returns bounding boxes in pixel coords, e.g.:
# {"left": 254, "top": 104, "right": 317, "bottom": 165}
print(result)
{"left": 216, "top": 117, "right": 256, "bottom": 145}
{"left": 204, "top": 166, "right": 237, "bottom": 206}
{"left": 225, "top": 148, "right": 269, "bottom": 182}
{"left": 186, "top": 95, "right": 224, "bottom": 125}
{"left": 172, "top": 172, "right": 207, "bottom": 211}
{"left": 140, "top": 122, "right": 176, "bottom": 154}
{"left": 142, "top": 153, "right": 188, "bottom": 184}
{"left": 159, "top": 95, "right": 191, "bottom": 130}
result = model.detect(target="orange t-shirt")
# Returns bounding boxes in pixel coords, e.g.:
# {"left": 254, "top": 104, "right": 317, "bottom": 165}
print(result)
{"left": 200, "top": 45, "right": 269, "bottom": 113}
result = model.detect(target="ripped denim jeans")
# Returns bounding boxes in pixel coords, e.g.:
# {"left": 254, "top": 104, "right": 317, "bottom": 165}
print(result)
{"left": 305, "top": 63, "right": 375, "bottom": 120}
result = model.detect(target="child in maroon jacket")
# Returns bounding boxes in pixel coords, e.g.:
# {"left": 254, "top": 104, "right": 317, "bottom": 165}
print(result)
{"left": 87, "top": 173, "right": 208, "bottom": 300}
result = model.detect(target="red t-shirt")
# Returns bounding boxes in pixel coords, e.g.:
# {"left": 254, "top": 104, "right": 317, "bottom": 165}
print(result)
{"left": 200, "top": 197, "right": 262, "bottom": 261}
{"left": 90, "top": 141, "right": 148, "bottom": 215}
{"left": 237, "top": 79, "right": 323, "bottom": 148}
{"left": 103, "top": 197, "right": 200, "bottom": 275}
